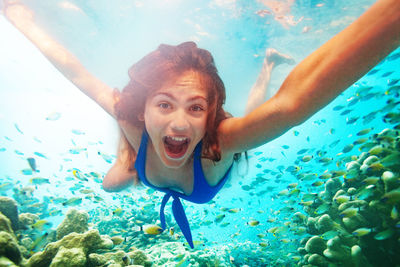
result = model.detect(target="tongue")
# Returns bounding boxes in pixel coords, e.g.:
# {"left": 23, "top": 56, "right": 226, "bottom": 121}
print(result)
{"left": 164, "top": 138, "right": 188, "bottom": 158}
{"left": 166, "top": 143, "right": 185, "bottom": 154}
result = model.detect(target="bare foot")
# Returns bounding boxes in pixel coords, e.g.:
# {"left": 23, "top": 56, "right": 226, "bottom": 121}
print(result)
{"left": 266, "top": 48, "right": 295, "bottom": 66}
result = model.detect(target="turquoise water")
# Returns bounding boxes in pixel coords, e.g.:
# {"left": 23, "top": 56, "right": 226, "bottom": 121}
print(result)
{"left": 0, "top": 0, "right": 399, "bottom": 266}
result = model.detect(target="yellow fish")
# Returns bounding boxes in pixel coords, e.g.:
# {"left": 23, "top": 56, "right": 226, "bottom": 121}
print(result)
{"left": 247, "top": 220, "right": 260, "bottom": 226}
{"left": 113, "top": 208, "right": 123, "bottom": 216}
{"left": 141, "top": 225, "right": 163, "bottom": 235}
{"left": 352, "top": 228, "right": 372, "bottom": 237}
{"left": 31, "top": 220, "right": 52, "bottom": 230}
{"left": 340, "top": 208, "right": 358, "bottom": 218}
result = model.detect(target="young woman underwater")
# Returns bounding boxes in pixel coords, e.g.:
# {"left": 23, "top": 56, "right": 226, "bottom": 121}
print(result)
{"left": 2, "top": 0, "right": 399, "bottom": 248}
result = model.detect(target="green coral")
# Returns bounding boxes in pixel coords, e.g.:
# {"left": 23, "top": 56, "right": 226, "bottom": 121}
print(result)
{"left": 27, "top": 229, "right": 113, "bottom": 267}
{"left": 49, "top": 246, "right": 86, "bottom": 267}
{"left": 0, "top": 231, "right": 22, "bottom": 265}
{"left": 56, "top": 209, "right": 89, "bottom": 240}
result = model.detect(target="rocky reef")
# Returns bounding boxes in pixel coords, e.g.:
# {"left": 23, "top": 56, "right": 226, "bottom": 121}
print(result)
{"left": 297, "top": 128, "right": 400, "bottom": 266}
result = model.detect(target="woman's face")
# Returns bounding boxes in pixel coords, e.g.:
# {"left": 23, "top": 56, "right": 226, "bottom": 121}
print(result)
{"left": 143, "top": 70, "right": 209, "bottom": 169}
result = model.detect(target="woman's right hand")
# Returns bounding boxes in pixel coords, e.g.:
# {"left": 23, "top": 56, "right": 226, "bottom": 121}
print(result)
{"left": 2, "top": 0, "right": 34, "bottom": 25}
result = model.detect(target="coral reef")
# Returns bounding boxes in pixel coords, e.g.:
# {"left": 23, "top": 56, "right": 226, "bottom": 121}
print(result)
{"left": 56, "top": 208, "right": 89, "bottom": 240}
{"left": 0, "top": 196, "right": 19, "bottom": 230}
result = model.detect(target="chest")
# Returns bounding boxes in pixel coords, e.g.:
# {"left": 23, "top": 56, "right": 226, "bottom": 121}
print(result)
{"left": 144, "top": 142, "right": 233, "bottom": 195}
{"left": 120, "top": 122, "right": 233, "bottom": 195}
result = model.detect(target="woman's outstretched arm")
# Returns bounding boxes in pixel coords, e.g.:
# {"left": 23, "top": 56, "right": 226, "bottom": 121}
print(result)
{"left": 2, "top": 1, "right": 117, "bottom": 118}
{"left": 220, "top": 0, "right": 400, "bottom": 154}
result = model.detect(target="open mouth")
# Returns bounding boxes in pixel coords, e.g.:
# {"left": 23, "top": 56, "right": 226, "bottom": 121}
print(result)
{"left": 163, "top": 136, "right": 190, "bottom": 159}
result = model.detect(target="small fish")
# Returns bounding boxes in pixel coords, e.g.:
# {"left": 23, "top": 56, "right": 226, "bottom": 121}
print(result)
{"left": 391, "top": 206, "right": 399, "bottom": 220}
{"left": 228, "top": 208, "right": 241, "bottom": 213}
{"left": 21, "top": 169, "right": 33, "bottom": 175}
{"left": 71, "top": 129, "right": 85, "bottom": 135}
{"left": 297, "top": 149, "right": 308, "bottom": 155}
{"left": 319, "top": 157, "right": 333, "bottom": 163}
{"left": 111, "top": 236, "right": 124, "bottom": 245}
{"left": 98, "top": 152, "right": 114, "bottom": 164}
{"left": 333, "top": 105, "right": 345, "bottom": 111}
{"left": 300, "top": 201, "right": 314, "bottom": 207}
{"left": 312, "top": 181, "right": 324, "bottom": 187}
{"left": 346, "top": 117, "right": 360, "bottom": 124}
{"left": 353, "top": 138, "right": 368, "bottom": 145}
{"left": 340, "top": 109, "right": 352, "bottom": 116}
{"left": 27, "top": 157, "right": 37, "bottom": 172}
{"left": 329, "top": 139, "right": 341, "bottom": 148}
{"left": 367, "top": 69, "right": 379, "bottom": 76}
{"left": 0, "top": 182, "right": 13, "bottom": 192}
{"left": 31, "top": 232, "right": 49, "bottom": 252}
{"left": 278, "top": 189, "right": 289, "bottom": 196}
{"left": 72, "top": 169, "right": 88, "bottom": 181}
{"left": 381, "top": 71, "right": 393, "bottom": 77}
{"left": 241, "top": 185, "right": 252, "bottom": 191}
{"left": 31, "top": 220, "right": 52, "bottom": 230}
{"left": 342, "top": 144, "right": 354, "bottom": 153}
{"left": 49, "top": 209, "right": 63, "bottom": 216}
{"left": 357, "top": 128, "right": 373, "bottom": 136}
{"left": 247, "top": 220, "right": 259, "bottom": 226}
{"left": 62, "top": 197, "right": 82, "bottom": 206}
{"left": 321, "top": 230, "right": 340, "bottom": 240}
{"left": 335, "top": 195, "right": 350, "bottom": 204}
{"left": 113, "top": 208, "right": 124, "bottom": 216}
{"left": 380, "top": 153, "right": 400, "bottom": 168}
{"left": 141, "top": 225, "right": 163, "bottom": 235}
{"left": 215, "top": 214, "right": 225, "bottom": 223}
{"left": 220, "top": 222, "right": 230, "bottom": 227}
{"left": 381, "top": 189, "right": 400, "bottom": 204}
{"left": 267, "top": 226, "right": 279, "bottom": 233}
{"left": 387, "top": 78, "right": 400, "bottom": 86}
{"left": 387, "top": 51, "right": 400, "bottom": 61}
{"left": 362, "top": 177, "right": 380, "bottom": 185}
{"left": 259, "top": 242, "right": 269, "bottom": 247}
{"left": 315, "top": 203, "right": 330, "bottom": 214}
{"left": 302, "top": 193, "right": 318, "bottom": 202}
{"left": 15, "top": 150, "right": 24, "bottom": 155}
{"left": 30, "top": 177, "right": 50, "bottom": 185}
{"left": 69, "top": 147, "right": 87, "bottom": 154}
{"left": 352, "top": 227, "right": 372, "bottom": 237}
{"left": 46, "top": 112, "right": 62, "bottom": 121}
{"left": 34, "top": 152, "right": 48, "bottom": 159}
{"left": 14, "top": 123, "right": 24, "bottom": 134}
{"left": 169, "top": 227, "right": 174, "bottom": 235}
{"left": 340, "top": 207, "right": 358, "bottom": 218}
{"left": 374, "top": 229, "right": 394, "bottom": 240}
{"left": 301, "top": 155, "right": 313, "bottom": 162}
{"left": 319, "top": 173, "right": 332, "bottom": 180}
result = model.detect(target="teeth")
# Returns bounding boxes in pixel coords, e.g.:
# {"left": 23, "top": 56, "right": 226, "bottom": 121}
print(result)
{"left": 167, "top": 136, "right": 188, "bottom": 142}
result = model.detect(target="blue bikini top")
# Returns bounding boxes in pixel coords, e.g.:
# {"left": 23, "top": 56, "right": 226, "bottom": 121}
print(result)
{"left": 134, "top": 130, "right": 232, "bottom": 248}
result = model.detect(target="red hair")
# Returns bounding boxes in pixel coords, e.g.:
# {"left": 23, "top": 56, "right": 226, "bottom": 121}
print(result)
{"left": 115, "top": 42, "right": 229, "bottom": 162}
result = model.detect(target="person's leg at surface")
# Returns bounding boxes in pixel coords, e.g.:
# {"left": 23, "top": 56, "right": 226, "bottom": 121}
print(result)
{"left": 245, "top": 48, "right": 295, "bottom": 115}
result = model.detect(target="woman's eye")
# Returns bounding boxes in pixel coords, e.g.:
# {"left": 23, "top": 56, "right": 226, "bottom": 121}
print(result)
{"left": 158, "top": 103, "right": 170, "bottom": 109}
{"left": 191, "top": 105, "right": 204, "bottom": 112}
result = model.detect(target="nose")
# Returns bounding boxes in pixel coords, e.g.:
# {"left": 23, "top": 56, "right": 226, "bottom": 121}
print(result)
{"left": 170, "top": 109, "right": 190, "bottom": 132}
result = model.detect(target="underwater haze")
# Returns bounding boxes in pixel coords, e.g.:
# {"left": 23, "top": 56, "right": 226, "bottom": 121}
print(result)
{"left": 1, "top": 0, "right": 400, "bottom": 266}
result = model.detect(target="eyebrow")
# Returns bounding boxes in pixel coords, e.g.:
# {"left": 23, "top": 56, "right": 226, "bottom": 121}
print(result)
{"left": 153, "top": 92, "right": 208, "bottom": 103}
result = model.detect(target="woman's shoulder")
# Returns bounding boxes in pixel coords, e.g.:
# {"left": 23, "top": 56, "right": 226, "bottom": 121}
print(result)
{"left": 118, "top": 120, "right": 144, "bottom": 152}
